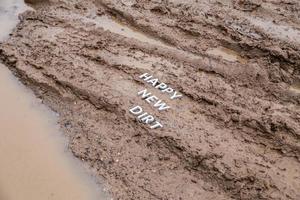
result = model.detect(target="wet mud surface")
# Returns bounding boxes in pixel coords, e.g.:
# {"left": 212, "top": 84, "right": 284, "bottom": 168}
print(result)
{"left": 1, "top": 0, "right": 300, "bottom": 199}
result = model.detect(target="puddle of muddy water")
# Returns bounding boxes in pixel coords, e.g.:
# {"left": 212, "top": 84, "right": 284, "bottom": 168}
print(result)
{"left": 207, "top": 47, "right": 247, "bottom": 63}
{"left": 247, "top": 16, "right": 300, "bottom": 44}
{"left": 87, "top": 14, "right": 169, "bottom": 47}
{"left": 0, "top": 65, "right": 106, "bottom": 200}
{"left": 290, "top": 82, "right": 300, "bottom": 94}
{"left": 0, "top": 0, "right": 28, "bottom": 40}
{"left": 0, "top": 1, "right": 107, "bottom": 200}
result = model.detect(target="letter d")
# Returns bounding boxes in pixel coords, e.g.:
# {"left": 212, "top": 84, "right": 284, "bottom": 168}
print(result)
{"left": 129, "top": 106, "right": 143, "bottom": 115}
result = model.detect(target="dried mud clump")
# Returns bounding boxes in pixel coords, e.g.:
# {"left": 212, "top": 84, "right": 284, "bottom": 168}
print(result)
{"left": 233, "top": 0, "right": 262, "bottom": 11}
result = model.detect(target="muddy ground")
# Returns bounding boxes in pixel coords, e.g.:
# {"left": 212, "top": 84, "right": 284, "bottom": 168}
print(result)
{"left": 1, "top": 0, "right": 300, "bottom": 199}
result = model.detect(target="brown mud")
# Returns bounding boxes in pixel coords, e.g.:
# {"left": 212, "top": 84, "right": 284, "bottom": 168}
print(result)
{"left": 1, "top": 0, "right": 300, "bottom": 199}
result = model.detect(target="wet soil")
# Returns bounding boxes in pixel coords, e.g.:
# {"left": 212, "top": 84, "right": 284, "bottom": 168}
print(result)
{"left": 1, "top": 0, "right": 300, "bottom": 199}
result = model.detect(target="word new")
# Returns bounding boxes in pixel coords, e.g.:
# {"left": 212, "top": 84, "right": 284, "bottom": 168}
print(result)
{"left": 137, "top": 89, "right": 170, "bottom": 111}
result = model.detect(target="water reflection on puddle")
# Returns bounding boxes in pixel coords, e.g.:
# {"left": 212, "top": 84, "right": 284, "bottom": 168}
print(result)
{"left": 207, "top": 47, "right": 247, "bottom": 63}
{"left": 0, "top": 1, "right": 107, "bottom": 200}
{"left": 0, "top": 0, "right": 28, "bottom": 40}
{"left": 85, "top": 13, "right": 169, "bottom": 48}
{"left": 247, "top": 17, "right": 300, "bottom": 44}
{"left": 0, "top": 65, "right": 106, "bottom": 200}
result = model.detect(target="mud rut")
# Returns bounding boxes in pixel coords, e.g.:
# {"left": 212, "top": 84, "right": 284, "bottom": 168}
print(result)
{"left": 1, "top": 0, "right": 300, "bottom": 199}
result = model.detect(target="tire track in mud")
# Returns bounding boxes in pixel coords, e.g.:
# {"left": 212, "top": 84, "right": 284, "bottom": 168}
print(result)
{"left": 1, "top": 0, "right": 300, "bottom": 199}
{"left": 99, "top": 0, "right": 300, "bottom": 74}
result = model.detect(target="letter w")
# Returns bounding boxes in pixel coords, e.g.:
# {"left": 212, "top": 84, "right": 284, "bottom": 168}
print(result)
{"left": 154, "top": 100, "right": 170, "bottom": 111}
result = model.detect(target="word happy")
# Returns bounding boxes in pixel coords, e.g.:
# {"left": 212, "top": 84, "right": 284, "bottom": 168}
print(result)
{"left": 139, "top": 73, "right": 183, "bottom": 100}
{"left": 129, "top": 73, "right": 183, "bottom": 129}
